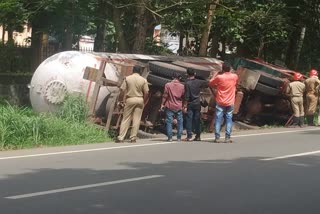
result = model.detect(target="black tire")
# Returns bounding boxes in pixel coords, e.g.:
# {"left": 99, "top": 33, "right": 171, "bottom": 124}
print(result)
{"left": 172, "top": 61, "right": 212, "bottom": 79}
{"left": 257, "top": 71, "right": 284, "bottom": 88}
{"left": 255, "top": 83, "right": 280, "bottom": 96}
{"left": 147, "top": 73, "right": 172, "bottom": 88}
{"left": 137, "top": 130, "right": 161, "bottom": 139}
{"left": 149, "top": 61, "right": 187, "bottom": 78}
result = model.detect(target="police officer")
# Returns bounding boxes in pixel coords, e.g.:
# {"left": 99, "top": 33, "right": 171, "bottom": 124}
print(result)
{"left": 305, "top": 69, "right": 320, "bottom": 126}
{"left": 287, "top": 72, "right": 305, "bottom": 127}
{"left": 116, "top": 65, "right": 149, "bottom": 143}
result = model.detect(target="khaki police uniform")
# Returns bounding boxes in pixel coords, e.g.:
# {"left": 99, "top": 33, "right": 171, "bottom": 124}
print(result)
{"left": 117, "top": 73, "right": 149, "bottom": 141}
{"left": 287, "top": 81, "right": 305, "bottom": 126}
{"left": 304, "top": 77, "right": 320, "bottom": 125}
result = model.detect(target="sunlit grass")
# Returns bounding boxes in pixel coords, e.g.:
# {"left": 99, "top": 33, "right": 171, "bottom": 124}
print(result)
{"left": 0, "top": 95, "right": 110, "bottom": 150}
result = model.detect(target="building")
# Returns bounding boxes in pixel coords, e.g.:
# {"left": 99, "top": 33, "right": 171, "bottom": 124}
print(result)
{"left": 0, "top": 24, "right": 32, "bottom": 46}
{"left": 153, "top": 25, "right": 180, "bottom": 54}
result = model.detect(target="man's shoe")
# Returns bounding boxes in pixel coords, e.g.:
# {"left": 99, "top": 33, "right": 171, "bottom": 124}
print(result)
{"left": 213, "top": 138, "right": 222, "bottom": 143}
{"left": 177, "top": 138, "right": 181, "bottom": 142}
{"left": 115, "top": 139, "right": 124, "bottom": 143}
{"left": 167, "top": 138, "right": 173, "bottom": 142}
{"left": 130, "top": 139, "right": 137, "bottom": 143}
{"left": 224, "top": 137, "right": 233, "bottom": 143}
{"left": 193, "top": 137, "right": 201, "bottom": 141}
{"left": 184, "top": 137, "right": 192, "bottom": 142}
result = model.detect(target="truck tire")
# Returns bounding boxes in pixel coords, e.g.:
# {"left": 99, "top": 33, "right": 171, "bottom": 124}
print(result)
{"left": 255, "top": 83, "right": 280, "bottom": 96}
{"left": 147, "top": 73, "right": 172, "bottom": 88}
{"left": 257, "top": 71, "right": 284, "bottom": 88}
{"left": 172, "top": 61, "right": 212, "bottom": 79}
{"left": 137, "top": 130, "right": 161, "bottom": 139}
{"left": 149, "top": 61, "right": 187, "bottom": 78}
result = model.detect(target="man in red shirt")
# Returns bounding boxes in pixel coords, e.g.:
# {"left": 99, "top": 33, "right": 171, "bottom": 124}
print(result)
{"left": 209, "top": 62, "right": 238, "bottom": 143}
{"left": 161, "top": 73, "right": 185, "bottom": 141}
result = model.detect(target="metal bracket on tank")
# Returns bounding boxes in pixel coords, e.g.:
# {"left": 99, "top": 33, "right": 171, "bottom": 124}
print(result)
{"left": 44, "top": 80, "right": 67, "bottom": 104}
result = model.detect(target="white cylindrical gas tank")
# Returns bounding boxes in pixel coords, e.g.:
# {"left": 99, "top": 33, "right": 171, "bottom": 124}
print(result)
{"left": 29, "top": 51, "right": 120, "bottom": 113}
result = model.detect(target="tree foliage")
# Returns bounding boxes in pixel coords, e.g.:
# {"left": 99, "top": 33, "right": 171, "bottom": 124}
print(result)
{"left": 1, "top": 0, "right": 320, "bottom": 71}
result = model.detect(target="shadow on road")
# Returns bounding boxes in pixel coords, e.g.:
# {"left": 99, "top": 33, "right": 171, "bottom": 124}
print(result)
{"left": 1, "top": 155, "right": 320, "bottom": 214}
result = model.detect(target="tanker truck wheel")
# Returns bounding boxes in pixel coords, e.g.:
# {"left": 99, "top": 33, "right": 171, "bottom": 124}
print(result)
{"left": 257, "top": 71, "right": 284, "bottom": 88}
{"left": 121, "top": 129, "right": 163, "bottom": 139}
{"left": 172, "top": 61, "right": 212, "bottom": 79}
{"left": 255, "top": 83, "right": 280, "bottom": 96}
{"left": 137, "top": 130, "right": 160, "bottom": 139}
{"left": 147, "top": 73, "right": 172, "bottom": 88}
{"left": 149, "top": 61, "right": 187, "bottom": 78}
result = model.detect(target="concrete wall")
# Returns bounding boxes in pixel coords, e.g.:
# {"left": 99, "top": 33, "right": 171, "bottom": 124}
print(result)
{"left": 0, "top": 84, "right": 30, "bottom": 106}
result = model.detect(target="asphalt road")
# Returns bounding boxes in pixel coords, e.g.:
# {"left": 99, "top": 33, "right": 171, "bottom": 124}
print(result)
{"left": 1, "top": 127, "right": 320, "bottom": 214}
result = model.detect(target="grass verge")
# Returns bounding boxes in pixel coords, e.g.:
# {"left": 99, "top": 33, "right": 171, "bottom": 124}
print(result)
{"left": 0, "top": 96, "right": 110, "bottom": 150}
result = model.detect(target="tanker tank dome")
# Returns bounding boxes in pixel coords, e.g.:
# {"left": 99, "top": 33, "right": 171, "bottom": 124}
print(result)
{"left": 29, "top": 51, "right": 120, "bottom": 113}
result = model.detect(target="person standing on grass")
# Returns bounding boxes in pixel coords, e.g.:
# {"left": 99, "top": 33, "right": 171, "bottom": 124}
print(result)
{"left": 116, "top": 65, "right": 149, "bottom": 143}
{"left": 161, "top": 73, "right": 185, "bottom": 142}
{"left": 209, "top": 62, "right": 238, "bottom": 143}
{"left": 184, "top": 69, "right": 209, "bottom": 141}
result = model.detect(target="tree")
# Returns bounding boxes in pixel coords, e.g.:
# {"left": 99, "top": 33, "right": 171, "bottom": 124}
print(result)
{"left": 284, "top": 0, "right": 320, "bottom": 70}
{"left": 0, "top": 0, "right": 27, "bottom": 43}
{"left": 211, "top": 0, "right": 289, "bottom": 60}
{"left": 199, "top": 0, "right": 219, "bottom": 57}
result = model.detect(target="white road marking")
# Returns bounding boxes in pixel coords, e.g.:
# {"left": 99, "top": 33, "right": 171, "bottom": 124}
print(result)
{"left": 261, "top": 150, "right": 320, "bottom": 161}
{"left": 5, "top": 175, "right": 164, "bottom": 199}
{"left": 202, "top": 127, "right": 320, "bottom": 140}
{"left": 0, "top": 142, "right": 177, "bottom": 160}
{"left": 0, "top": 128, "right": 319, "bottom": 161}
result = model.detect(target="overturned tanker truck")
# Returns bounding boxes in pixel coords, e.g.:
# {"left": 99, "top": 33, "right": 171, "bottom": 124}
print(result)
{"left": 29, "top": 51, "right": 295, "bottom": 136}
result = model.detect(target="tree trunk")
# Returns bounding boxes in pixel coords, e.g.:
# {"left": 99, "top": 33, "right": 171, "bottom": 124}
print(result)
{"left": 199, "top": 1, "right": 219, "bottom": 57}
{"left": 146, "top": 13, "right": 157, "bottom": 39}
{"left": 209, "top": 31, "right": 219, "bottom": 57}
{"left": 132, "top": 0, "right": 148, "bottom": 54}
{"left": 178, "top": 32, "right": 184, "bottom": 55}
{"left": 62, "top": 26, "right": 73, "bottom": 50}
{"left": 31, "top": 26, "right": 42, "bottom": 71}
{"left": 286, "top": 24, "right": 306, "bottom": 69}
{"left": 257, "top": 36, "right": 265, "bottom": 58}
{"left": 7, "top": 29, "right": 14, "bottom": 44}
{"left": 113, "top": 7, "right": 129, "bottom": 52}
{"left": 221, "top": 39, "right": 226, "bottom": 60}
{"left": 94, "top": 0, "right": 107, "bottom": 52}
{"left": 94, "top": 22, "right": 106, "bottom": 52}
{"left": 186, "top": 32, "right": 190, "bottom": 49}
{"left": 1, "top": 24, "right": 5, "bottom": 44}
{"left": 294, "top": 25, "right": 306, "bottom": 70}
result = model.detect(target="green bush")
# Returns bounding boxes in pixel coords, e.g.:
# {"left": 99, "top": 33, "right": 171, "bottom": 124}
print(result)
{"left": 0, "top": 98, "right": 109, "bottom": 150}
{"left": 55, "top": 94, "right": 89, "bottom": 123}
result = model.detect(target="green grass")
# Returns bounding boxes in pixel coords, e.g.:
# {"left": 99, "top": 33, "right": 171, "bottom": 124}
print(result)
{"left": 0, "top": 96, "right": 110, "bottom": 150}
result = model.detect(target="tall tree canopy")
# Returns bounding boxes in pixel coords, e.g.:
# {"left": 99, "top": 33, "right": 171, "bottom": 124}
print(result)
{"left": 1, "top": 0, "right": 320, "bottom": 71}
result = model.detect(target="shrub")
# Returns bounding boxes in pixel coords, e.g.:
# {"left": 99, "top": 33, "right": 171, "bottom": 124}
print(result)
{"left": 55, "top": 94, "right": 89, "bottom": 123}
{"left": 0, "top": 99, "right": 109, "bottom": 150}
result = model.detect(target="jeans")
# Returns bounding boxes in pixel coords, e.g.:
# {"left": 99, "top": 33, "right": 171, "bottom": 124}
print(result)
{"left": 215, "top": 104, "right": 234, "bottom": 139}
{"left": 185, "top": 106, "right": 201, "bottom": 139}
{"left": 166, "top": 109, "right": 183, "bottom": 140}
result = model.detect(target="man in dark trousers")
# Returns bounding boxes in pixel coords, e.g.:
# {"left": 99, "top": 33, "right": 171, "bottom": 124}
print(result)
{"left": 209, "top": 62, "right": 238, "bottom": 143}
{"left": 184, "top": 69, "right": 208, "bottom": 141}
{"left": 161, "top": 73, "right": 185, "bottom": 141}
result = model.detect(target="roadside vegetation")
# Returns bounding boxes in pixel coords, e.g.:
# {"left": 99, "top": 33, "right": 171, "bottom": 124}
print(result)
{"left": 0, "top": 95, "right": 109, "bottom": 150}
